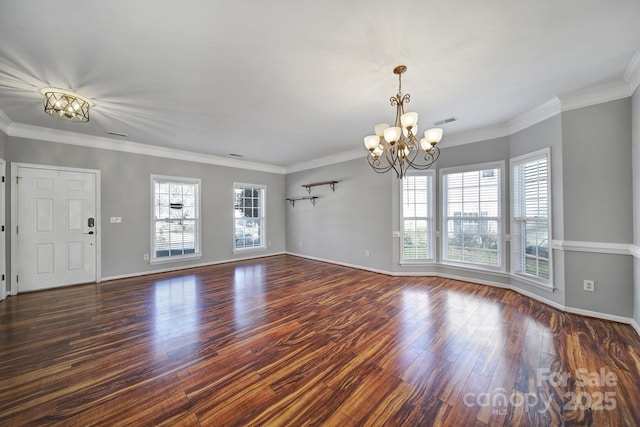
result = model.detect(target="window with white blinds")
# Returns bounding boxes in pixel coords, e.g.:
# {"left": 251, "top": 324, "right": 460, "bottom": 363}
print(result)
{"left": 151, "top": 175, "right": 201, "bottom": 263}
{"left": 401, "top": 172, "right": 434, "bottom": 262}
{"left": 442, "top": 164, "right": 502, "bottom": 269}
{"left": 512, "top": 150, "right": 550, "bottom": 283}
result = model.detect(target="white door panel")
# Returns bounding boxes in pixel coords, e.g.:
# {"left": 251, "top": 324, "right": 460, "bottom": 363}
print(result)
{"left": 17, "top": 167, "right": 97, "bottom": 292}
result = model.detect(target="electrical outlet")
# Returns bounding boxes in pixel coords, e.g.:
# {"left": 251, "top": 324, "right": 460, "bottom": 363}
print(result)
{"left": 583, "top": 280, "right": 595, "bottom": 292}
{"left": 365, "top": 250, "right": 370, "bottom": 257}
{"left": 143, "top": 254, "right": 149, "bottom": 261}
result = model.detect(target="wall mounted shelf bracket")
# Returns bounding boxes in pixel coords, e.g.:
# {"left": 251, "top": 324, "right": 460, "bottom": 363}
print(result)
{"left": 302, "top": 180, "right": 339, "bottom": 194}
{"left": 286, "top": 196, "right": 318, "bottom": 207}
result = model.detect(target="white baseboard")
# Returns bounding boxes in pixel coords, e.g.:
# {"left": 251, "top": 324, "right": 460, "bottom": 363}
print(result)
{"left": 101, "top": 251, "right": 286, "bottom": 282}
{"left": 285, "top": 251, "right": 393, "bottom": 276}
{"left": 286, "top": 252, "right": 639, "bottom": 335}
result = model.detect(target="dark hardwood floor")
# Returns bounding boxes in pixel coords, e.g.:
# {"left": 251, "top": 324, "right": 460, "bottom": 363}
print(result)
{"left": 1, "top": 254, "right": 639, "bottom": 426}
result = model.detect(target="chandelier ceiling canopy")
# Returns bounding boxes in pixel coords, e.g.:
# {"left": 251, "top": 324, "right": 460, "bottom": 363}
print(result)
{"left": 364, "top": 66, "right": 443, "bottom": 179}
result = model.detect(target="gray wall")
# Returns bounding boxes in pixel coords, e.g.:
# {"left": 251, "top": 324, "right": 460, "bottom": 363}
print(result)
{"left": 285, "top": 158, "right": 394, "bottom": 272}
{"left": 561, "top": 99, "right": 633, "bottom": 317}
{"left": 633, "top": 87, "right": 640, "bottom": 326}
{"left": 562, "top": 99, "right": 633, "bottom": 243}
{"left": 6, "top": 137, "right": 286, "bottom": 282}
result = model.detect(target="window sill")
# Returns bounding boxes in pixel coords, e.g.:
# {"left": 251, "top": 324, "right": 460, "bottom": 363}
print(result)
{"left": 511, "top": 273, "right": 555, "bottom": 292}
{"left": 438, "top": 261, "right": 511, "bottom": 277}
{"left": 233, "top": 246, "right": 267, "bottom": 255}
{"left": 441, "top": 260, "right": 506, "bottom": 275}
{"left": 150, "top": 253, "right": 202, "bottom": 265}
{"left": 399, "top": 260, "right": 437, "bottom": 266}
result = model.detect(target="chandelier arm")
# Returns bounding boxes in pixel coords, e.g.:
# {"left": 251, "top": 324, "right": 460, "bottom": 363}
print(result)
{"left": 403, "top": 145, "right": 421, "bottom": 167}
{"left": 385, "top": 146, "right": 404, "bottom": 178}
{"left": 367, "top": 153, "right": 396, "bottom": 174}
{"left": 407, "top": 147, "right": 441, "bottom": 170}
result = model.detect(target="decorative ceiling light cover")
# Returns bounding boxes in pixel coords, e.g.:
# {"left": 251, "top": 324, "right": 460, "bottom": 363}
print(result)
{"left": 363, "top": 66, "right": 443, "bottom": 178}
{"left": 41, "top": 88, "right": 91, "bottom": 122}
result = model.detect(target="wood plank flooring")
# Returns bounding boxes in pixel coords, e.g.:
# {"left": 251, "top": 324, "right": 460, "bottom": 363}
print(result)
{"left": 1, "top": 254, "right": 639, "bottom": 426}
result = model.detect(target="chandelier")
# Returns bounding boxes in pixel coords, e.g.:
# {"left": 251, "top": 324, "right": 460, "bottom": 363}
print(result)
{"left": 41, "top": 88, "right": 91, "bottom": 122}
{"left": 363, "top": 65, "right": 443, "bottom": 178}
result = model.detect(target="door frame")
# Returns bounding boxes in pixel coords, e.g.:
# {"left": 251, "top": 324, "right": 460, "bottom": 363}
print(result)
{"left": 10, "top": 162, "right": 101, "bottom": 295}
{"left": 0, "top": 158, "right": 5, "bottom": 301}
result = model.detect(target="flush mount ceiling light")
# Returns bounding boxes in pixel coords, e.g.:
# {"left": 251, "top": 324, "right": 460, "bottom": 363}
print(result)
{"left": 41, "top": 88, "right": 92, "bottom": 123}
{"left": 363, "top": 66, "right": 443, "bottom": 179}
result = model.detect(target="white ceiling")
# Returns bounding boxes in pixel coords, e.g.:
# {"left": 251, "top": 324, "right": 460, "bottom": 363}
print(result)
{"left": 1, "top": 0, "right": 639, "bottom": 168}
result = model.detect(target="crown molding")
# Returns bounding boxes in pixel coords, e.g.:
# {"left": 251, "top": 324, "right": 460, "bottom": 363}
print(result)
{"left": 623, "top": 49, "right": 640, "bottom": 94}
{"left": 437, "top": 124, "right": 510, "bottom": 149}
{"left": 559, "top": 78, "right": 631, "bottom": 113}
{"left": 285, "top": 148, "right": 363, "bottom": 174}
{"left": 0, "top": 109, "right": 12, "bottom": 134}
{"left": 7, "top": 122, "right": 286, "bottom": 174}
{"left": 508, "top": 98, "right": 561, "bottom": 135}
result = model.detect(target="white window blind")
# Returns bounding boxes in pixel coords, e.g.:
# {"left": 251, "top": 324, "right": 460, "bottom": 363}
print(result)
{"left": 512, "top": 152, "right": 550, "bottom": 282}
{"left": 401, "top": 172, "right": 434, "bottom": 262}
{"left": 443, "top": 166, "right": 501, "bottom": 268}
{"left": 151, "top": 176, "right": 201, "bottom": 262}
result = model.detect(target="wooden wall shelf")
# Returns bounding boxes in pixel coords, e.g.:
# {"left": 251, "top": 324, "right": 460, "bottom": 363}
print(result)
{"left": 302, "top": 180, "right": 338, "bottom": 193}
{"left": 285, "top": 196, "right": 318, "bottom": 207}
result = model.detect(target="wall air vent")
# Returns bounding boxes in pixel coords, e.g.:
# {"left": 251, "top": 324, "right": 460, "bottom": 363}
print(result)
{"left": 433, "top": 117, "right": 457, "bottom": 126}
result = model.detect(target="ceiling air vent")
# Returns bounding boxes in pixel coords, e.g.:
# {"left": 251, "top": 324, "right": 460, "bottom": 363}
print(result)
{"left": 106, "top": 131, "right": 129, "bottom": 137}
{"left": 433, "top": 117, "right": 457, "bottom": 126}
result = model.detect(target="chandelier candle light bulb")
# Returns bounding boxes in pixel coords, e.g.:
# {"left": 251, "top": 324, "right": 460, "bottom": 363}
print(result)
{"left": 363, "top": 65, "right": 443, "bottom": 178}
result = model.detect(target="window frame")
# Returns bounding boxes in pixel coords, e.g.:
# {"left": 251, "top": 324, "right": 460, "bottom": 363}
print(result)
{"left": 400, "top": 170, "right": 436, "bottom": 264}
{"left": 440, "top": 161, "right": 505, "bottom": 272}
{"left": 233, "top": 182, "right": 267, "bottom": 253}
{"left": 150, "top": 174, "right": 202, "bottom": 265}
{"left": 510, "top": 148, "right": 552, "bottom": 287}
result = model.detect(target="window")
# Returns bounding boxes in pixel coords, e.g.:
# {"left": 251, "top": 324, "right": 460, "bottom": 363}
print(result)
{"left": 442, "top": 163, "right": 502, "bottom": 269}
{"left": 511, "top": 149, "right": 551, "bottom": 283}
{"left": 401, "top": 172, "right": 434, "bottom": 262}
{"left": 234, "top": 183, "right": 266, "bottom": 251}
{"left": 151, "top": 175, "right": 201, "bottom": 263}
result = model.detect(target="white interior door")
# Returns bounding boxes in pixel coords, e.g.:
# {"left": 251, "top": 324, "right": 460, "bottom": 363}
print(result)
{"left": 17, "top": 166, "right": 97, "bottom": 292}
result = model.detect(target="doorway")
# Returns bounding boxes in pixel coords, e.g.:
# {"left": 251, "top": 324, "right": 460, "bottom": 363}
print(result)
{"left": 11, "top": 163, "right": 100, "bottom": 293}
